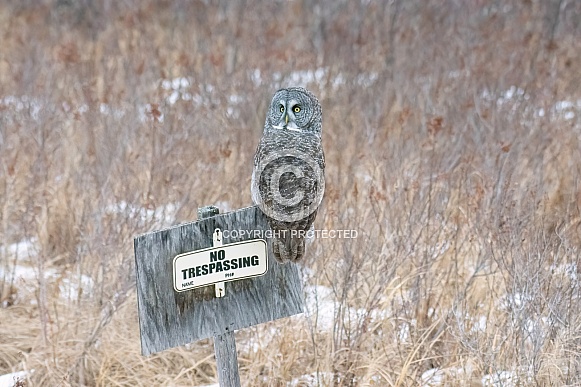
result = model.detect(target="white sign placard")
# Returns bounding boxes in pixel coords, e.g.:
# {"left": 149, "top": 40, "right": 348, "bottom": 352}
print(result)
{"left": 173, "top": 239, "right": 268, "bottom": 292}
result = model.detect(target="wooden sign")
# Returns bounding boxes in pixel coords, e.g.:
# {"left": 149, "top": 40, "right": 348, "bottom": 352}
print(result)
{"left": 134, "top": 205, "right": 304, "bottom": 357}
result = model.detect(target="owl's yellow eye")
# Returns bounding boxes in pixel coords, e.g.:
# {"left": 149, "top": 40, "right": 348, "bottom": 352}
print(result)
{"left": 279, "top": 105, "right": 284, "bottom": 113}
{"left": 293, "top": 106, "right": 301, "bottom": 113}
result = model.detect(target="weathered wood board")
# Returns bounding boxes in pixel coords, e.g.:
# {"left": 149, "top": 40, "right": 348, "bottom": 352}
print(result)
{"left": 134, "top": 205, "right": 304, "bottom": 356}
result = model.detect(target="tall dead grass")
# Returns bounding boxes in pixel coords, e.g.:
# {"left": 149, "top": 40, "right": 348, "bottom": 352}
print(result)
{"left": 1, "top": 0, "right": 580, "bottom": 386}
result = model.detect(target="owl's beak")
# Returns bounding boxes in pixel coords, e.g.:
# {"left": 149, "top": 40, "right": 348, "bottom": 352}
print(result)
{"left": 272, "top": 113, "right": 300, "bottom": 131}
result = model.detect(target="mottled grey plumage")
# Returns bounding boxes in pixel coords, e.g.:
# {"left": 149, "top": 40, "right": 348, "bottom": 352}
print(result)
{"left": 251, "top": 87, "right": 325, "bottom": 263}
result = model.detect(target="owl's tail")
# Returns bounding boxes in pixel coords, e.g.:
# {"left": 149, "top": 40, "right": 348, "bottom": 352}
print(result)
{"left": 272, "top": 234, "right": 305, "bottom": 264}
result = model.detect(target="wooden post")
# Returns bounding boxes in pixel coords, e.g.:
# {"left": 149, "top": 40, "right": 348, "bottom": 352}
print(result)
{"left": 214, "top": 328, "right": 240, "bottom": 386}
{"left": 198, "top": 206, "right": 241, "bottom": 387}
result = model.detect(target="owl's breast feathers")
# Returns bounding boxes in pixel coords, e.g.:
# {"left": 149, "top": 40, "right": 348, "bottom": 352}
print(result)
{"left": 252, "top": 130, "right": 325, "bottom": 230}
{"left": 254, "top": 130, "right": 325, "bottom": 170}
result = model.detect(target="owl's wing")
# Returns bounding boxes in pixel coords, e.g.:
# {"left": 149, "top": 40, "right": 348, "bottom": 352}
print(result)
{"left": 251, "top": 137, "right": 269, "bottom": 206}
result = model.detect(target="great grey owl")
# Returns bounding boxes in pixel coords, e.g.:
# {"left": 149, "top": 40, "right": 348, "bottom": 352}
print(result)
{"left": 251, "top": 87, "right": 325, "bottom": 263}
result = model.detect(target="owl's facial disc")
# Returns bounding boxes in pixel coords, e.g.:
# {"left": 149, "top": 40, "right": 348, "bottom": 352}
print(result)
{"left": 272, "top": 98, "right": 302, "bottom": 132}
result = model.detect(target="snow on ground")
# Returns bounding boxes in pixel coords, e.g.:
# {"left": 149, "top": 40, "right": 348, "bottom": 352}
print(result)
{"left": 480, "top": 85, "right": 581, "bottom": 124}
{"left": 0, "top": 261, "right": 94, "bottom": 306}
{"left": 105, "top": 201, "right": 177, "bottom": 230}
{"left": 156, "top": 67, "right": 381, "bottom": 120}
{"left": 212, "top": 201, "right": 233, "bottom": 213}
{"left": 421, "top": 368, "right": 445, "bottom": 386}
{"left": 0, "top": 370, "right": 33, "bottom": 387}
{"left": 420, "top": 367, "right": 523, "bottom": 387}
{"left": 3, "top": 71, "right": 578, "bottom": 134}
{"left": 0, "top": 95, "right": 42, "bottom": 121}
{"left": 481, "top": 371, "right": 518, "bottom": 387}
{"left": 303, "top": 284, "right": 337, "bottom": 331}
{"left": 237, "top": 326, "right": 279, "bottom": 354}
{"left": 2, "top": 239, "right": 37, "bottom": 260}
{"left": 1, "top": 238, "right": 94, "bottom": 305}
{"left": 301, "top": 284, "right": 391, "bottom": 333}
{"left": 551, "top": 262, "right": 578, "bottom": 282}
{"left": 287, "top": 371, "right": 334, "bottom": 387}
{"left": 1, "top": 201, "right": 179, "bottom": 306}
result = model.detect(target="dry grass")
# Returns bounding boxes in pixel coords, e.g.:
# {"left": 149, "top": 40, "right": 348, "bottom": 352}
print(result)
{"left": 1, "top": 0, "right": 580, "bottom": 386}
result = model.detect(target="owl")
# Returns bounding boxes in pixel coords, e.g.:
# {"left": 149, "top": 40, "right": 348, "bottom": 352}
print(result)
{"left": 251, "top": 87, "right": 325, "bottom": 263}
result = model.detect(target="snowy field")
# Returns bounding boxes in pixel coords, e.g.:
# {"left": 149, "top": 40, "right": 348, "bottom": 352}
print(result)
{"left": 1, "top": 1, "right": 580, "bottom": 385}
